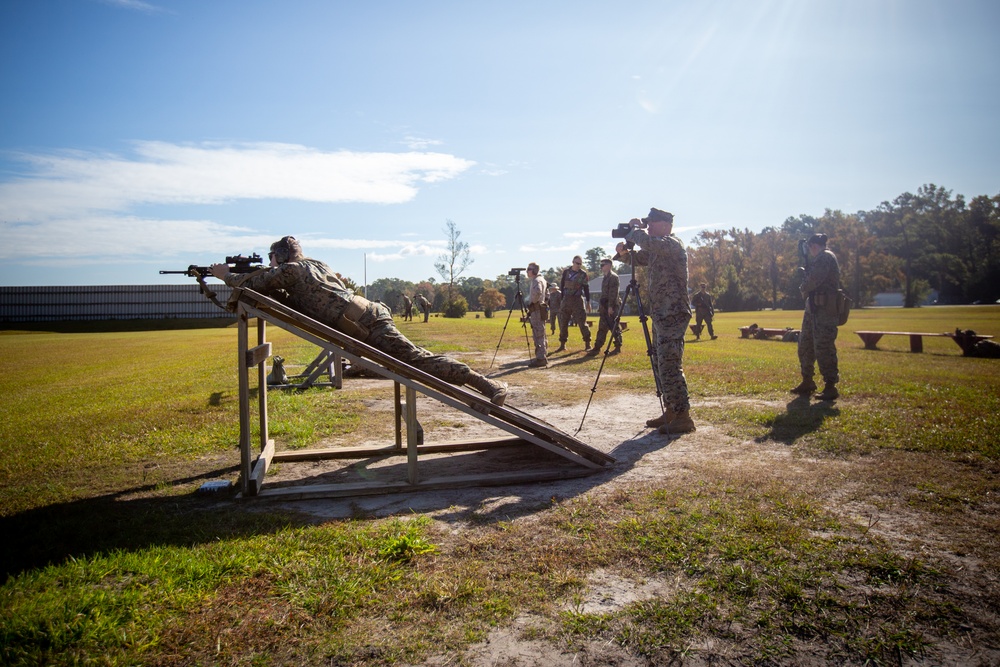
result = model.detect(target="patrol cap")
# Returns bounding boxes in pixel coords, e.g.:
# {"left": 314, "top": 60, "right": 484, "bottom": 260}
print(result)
{"left": 807, "top": 233, "right": 828, "bottom": 247}
{"left": 642, "top": 208, "right": 674, "bottom": 224}
{"left": 547, "top": 285, "right": 558, "bottom": 291}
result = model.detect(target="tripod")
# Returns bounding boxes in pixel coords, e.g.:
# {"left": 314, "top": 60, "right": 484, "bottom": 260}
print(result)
{"left": 490, "top": 272, "right": 533, "bottom": 369}
{"left": 576, "top": 247, "right": 664, "bottom": 433}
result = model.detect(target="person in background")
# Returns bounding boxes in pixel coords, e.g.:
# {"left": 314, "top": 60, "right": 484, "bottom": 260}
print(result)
{"left": 691, "top": 282, "right": 717, "bottom": 340}
{"left": 586, "top": 258, "right": 622, "bottom": 356}
{"left": 546, "top": 285, "right": 562, "bottom": 334}
{"left": 525, "top": 263, "right": 548, "bottom": 367}
{"left": 555, "top": 255, "right": 591, "bottom": 353}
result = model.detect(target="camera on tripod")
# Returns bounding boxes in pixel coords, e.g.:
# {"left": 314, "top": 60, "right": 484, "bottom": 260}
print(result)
{"left": 508, "top": 267, "right": 526, "bottom": 276}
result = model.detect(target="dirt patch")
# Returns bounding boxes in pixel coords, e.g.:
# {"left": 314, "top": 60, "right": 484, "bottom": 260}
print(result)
{"left": 256, "top": 355, "right": 1000, "bottom": 665}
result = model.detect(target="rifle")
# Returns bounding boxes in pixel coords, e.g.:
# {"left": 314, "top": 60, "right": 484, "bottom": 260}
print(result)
{"left": 160, "top": 253, "right": 264, "bottom": 309}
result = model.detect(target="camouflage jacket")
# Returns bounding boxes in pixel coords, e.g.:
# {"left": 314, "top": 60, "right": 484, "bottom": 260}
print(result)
{"left": 691, "top": 290, "right": 714, "bottom": 314}
{"left": 529, "top": 274, "right": 547, "bottom": 307}
{"left": 800, "top": 249, "right": 840, "bottom": 299}
{"left": 560, "top": 267, "right": 590, "bottom": 300}
{"left": 599, "top": 271, "right": 621, "bottom": 309}
{"left": 225, "top": 258, "right": 379, "bottom": 329}
{"left": 619, "top": 229, "right": 691, "bottom": 318}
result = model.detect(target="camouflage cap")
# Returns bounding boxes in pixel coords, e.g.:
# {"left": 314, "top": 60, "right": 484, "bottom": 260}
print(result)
{"left": 807, "top": 233, "right": 828, "bottom": 247}
{"left": 642, "top": 208, "right": 674, "bottom": 224}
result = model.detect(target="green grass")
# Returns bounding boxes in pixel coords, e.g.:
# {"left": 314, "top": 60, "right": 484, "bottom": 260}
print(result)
{"left": 1, "top": 305, "right": 998, "bottom": 664}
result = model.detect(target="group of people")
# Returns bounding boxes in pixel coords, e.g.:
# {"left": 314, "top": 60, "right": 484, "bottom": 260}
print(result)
{"left": 397, "top": 292, "right": 431, "bottom": 323}
{"left": 211, "top": 216, "right": 841, "bottom": 438}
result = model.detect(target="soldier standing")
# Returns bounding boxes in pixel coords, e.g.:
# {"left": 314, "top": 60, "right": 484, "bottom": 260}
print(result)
{"left": 211, "top": 237, "right": 507, "bottom": 405}
{"left": 415, "top": 293, "right": 432, "bottom": 322}
{"left": 555, "top": 255, "right": 591, "bottom": 352}
{"left": 526, "top": 263, "right": 548, "bottom": 367}
{"left": 691, "top": 283, "right": 717, "bottom": 339}
{"left": 793, "top": 233, "right": 841, "bottom": 400}
{"left": 614, "top": 208, "right": 695, "bottom": 434}
{"left": 546, "top": 285, "right": 562, "bottom": 334}
{"left": 586, "top": 258, "right": 622, "bottom": 356}
{"left": 400, "top": 294, "right": 413, "bottom": 321}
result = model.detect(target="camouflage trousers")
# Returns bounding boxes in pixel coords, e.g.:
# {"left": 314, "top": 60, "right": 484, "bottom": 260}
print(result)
{"left": 798, "top": 308, "right": 839, "bottom": 385}
{"left": 364, "top": 305, "right": 475, "bottom": 385}
{"left": 558, "top": 294, "right": 591, "bottom": 344}
{"left": 592, "top": 309, "right": 622, "bottom": 351}
{"left": 529, "top": 310, "right": 548, "bottom": 360}
{"left": 652, "top": 311, "right": 691, "bottom": 413}
{"left": 548, "top": 308, "right": 559, "bottom": 333}
{"left": 694, "top": 309, "right": 714, "bottom": 337}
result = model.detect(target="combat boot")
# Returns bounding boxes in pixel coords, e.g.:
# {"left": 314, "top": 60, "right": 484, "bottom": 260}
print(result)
{"left": 555, "top": 343, "right": 566, "bottom": 353}
{"left": 790, "top": 379, "right": 817, "bottom": 394}
{"left": 610, "top": 345, "right": 621, "bottom": 355}
{"left": 584, "top": 347, "right": 600, "bottom": 357}
{"left": 528, "top": 358, "right": 548, "bottom": 368}
{"left": 658, "top": 410, "right": 695, "bottom": 435}
{"left": 469, "top": 374, "right": 508, "bottom": 406}
{"left": 645, "top": 407, "right": 676, "bottom": 428}
{"left": 584, "top": 340, "right": 592, "bottom": 351}
{"left": 815, "top": 383, "right": 839, "bottom": 401}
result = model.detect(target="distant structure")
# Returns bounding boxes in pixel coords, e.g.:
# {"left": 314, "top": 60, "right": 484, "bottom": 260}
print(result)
{"left": 0, "top": 285, "right": 236, "bottom": 323}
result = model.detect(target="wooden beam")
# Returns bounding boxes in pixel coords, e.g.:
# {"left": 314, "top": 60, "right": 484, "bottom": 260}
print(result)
{"left": 271, "top": 437, "right": 529, "bottom": 462}
{"left": 247, "top": 438, "right": 275, "bottom": 496}
{"left": 245, "top": 341, "right": 272, "bottom": 368}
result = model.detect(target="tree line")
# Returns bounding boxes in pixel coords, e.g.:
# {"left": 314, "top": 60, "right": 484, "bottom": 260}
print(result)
{"left": 364, "top": 184, "right": 999, "bottom": 315}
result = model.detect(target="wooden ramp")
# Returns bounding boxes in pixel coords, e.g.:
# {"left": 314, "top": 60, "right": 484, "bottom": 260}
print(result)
{"left": 231, "top": 288, "right": 614, "bottom": 500}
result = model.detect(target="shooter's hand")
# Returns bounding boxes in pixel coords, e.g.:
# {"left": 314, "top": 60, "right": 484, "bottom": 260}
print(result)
{"left": 210, "top": 263, "right": 230, "bottom": 279}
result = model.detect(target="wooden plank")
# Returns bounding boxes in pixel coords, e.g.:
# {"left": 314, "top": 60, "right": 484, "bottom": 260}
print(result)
{"left": 237, "top": 309, "right": 252, "bottom": 495}
{"left": 271, "top": 437, "right": 529, "bottom": 462}
{"left": 245, "top": 341, "right": 272, "bottom": 367}
{"left": 248, "top": 438, "right": 275, "bottom": 496}
{"left": 249, "top": 466, "right": 596, "bottom": 501}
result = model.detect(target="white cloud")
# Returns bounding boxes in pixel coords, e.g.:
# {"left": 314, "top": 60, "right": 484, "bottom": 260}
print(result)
{"left": 0, "top": 141, "right": 476, "bottom": 261}
{"left": 99, "top": 0, "right": 168, "bottom": 14}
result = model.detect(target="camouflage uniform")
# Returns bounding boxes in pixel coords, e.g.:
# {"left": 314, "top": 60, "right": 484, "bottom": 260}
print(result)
{"left": 227, "top": 260, "right": 485, "bottom": 388}
{"left": 798, "top": 248, "right": 840, "bottom": 386}
{"left": 592, "top": 268, "right": 623, "bottom": 352}
{"left": 547, "top": 287, "right": 562, "bottom": 334}
{"left": 527, "top": 273, "right": 548, "bottom": 363}
{"left": 618, "top": 229, "right": 692, "bottom": 414}
{"left": 691, "top": 289, "right": 715, "bottom": 338}
{"left": 401, "top": 294, "right": 412, "bottom": 321}
{"left": 415, "top": 294, "right": 431, "bottom": 322}
{"left": 558, "top": 266, "right": 591, "bottom": 346}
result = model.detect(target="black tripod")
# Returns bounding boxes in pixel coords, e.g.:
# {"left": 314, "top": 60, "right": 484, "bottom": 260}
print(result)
{"left": 490, "top": 271, "right": 533, "bottom": 369}
{"left": 576, "top": 247, "right": 664, "bottom": 433}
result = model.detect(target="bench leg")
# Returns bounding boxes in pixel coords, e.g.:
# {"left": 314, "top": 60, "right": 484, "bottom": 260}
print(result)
{"left": 857, "top": 333, "right": 882, "bottom": 350}
{"left": 909, "top": 335, "right": 923, "bottom": 353}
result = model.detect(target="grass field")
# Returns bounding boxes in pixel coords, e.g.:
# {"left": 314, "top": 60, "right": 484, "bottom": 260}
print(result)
{"left": 1, "top": 306, "right": 998, "bottom": 665}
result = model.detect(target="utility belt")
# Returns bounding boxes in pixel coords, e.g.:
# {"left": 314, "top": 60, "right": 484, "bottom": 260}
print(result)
{"left": 335, "top": 295, "right": 373, "bottom": 340}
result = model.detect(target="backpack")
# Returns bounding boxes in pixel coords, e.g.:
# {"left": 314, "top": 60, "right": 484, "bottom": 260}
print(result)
{"left": 835, "top": 289, "right": 852, "bottom": 326}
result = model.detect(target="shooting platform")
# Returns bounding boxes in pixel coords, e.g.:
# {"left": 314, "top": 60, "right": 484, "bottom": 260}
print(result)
{"left": 231, "top": 288, "right": 614, "bottom": 501}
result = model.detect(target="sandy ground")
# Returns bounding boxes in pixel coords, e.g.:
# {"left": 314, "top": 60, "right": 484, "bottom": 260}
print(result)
{"left": 254, "top": 354, "right": 1000, "bottom": 666}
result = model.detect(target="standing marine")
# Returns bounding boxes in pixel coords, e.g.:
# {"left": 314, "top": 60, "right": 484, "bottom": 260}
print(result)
{"left": 691, "top": 283, "right": 717, "bottom": 340}
{"left": 415, "top": 293, "right": 432, "bottom": 322}
{"left": 792, "top": 233, "right": 841, "bottom": 401}
{"left": 614, "top": 208, "right": 695, "bottom": 434}
{"left": 526, "top": 262, "right": 548, "bottom": 367}
{"left": 555, "top": 255, "right": 591, "bottom": 352}
{"left": 586, "top": 257, "right": 623, "bottom": 356}
{"left": 546, "top": 285, "right": 562, "bottom": 334}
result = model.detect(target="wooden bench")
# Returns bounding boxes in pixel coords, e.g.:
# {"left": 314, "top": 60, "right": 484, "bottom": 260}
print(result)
{"left": 855, "top": 330, "right": 994, "bottom": 353}
{"left": 739, "top": 326, "right": 799, "bottom": 340}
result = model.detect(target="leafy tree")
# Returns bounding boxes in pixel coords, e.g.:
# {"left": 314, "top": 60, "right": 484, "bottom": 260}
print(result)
{"left": 584, "top": 247, "right": 606, "bottom": 272}
{"left": 443, "top": 295, "right": 469, "bottom": 318}
{"left": 478, "top": 288, "right": 506, "bottom": 317}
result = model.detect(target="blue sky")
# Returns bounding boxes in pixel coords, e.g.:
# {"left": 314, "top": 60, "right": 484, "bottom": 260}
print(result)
{"left": 1, "top": 0, "right": 998, "bottom": 287}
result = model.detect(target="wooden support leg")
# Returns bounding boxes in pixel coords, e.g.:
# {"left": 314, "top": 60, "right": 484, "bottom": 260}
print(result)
{"left": 405, "top": 385, "right": 418, "bottom": 485}
{"left": 857, "top": 333, "right": 883, "bottom": 349}
{"left": 238, "top": 310, "right": 252, "bottom": 495}
{"left": 909, "top": 335, "right": 924, "bottom": 353}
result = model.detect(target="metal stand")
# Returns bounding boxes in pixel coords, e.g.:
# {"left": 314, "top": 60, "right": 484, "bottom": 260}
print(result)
{"left": 489, "top": 272, "right": 532, "bottom": 368}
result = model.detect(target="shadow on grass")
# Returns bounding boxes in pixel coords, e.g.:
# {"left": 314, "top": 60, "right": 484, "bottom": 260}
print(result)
{"left": 755, "top": 395, "right": 841, "bottom": 445}
{"left": 0, "top": 467, "right": 314, "bottom": 583}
